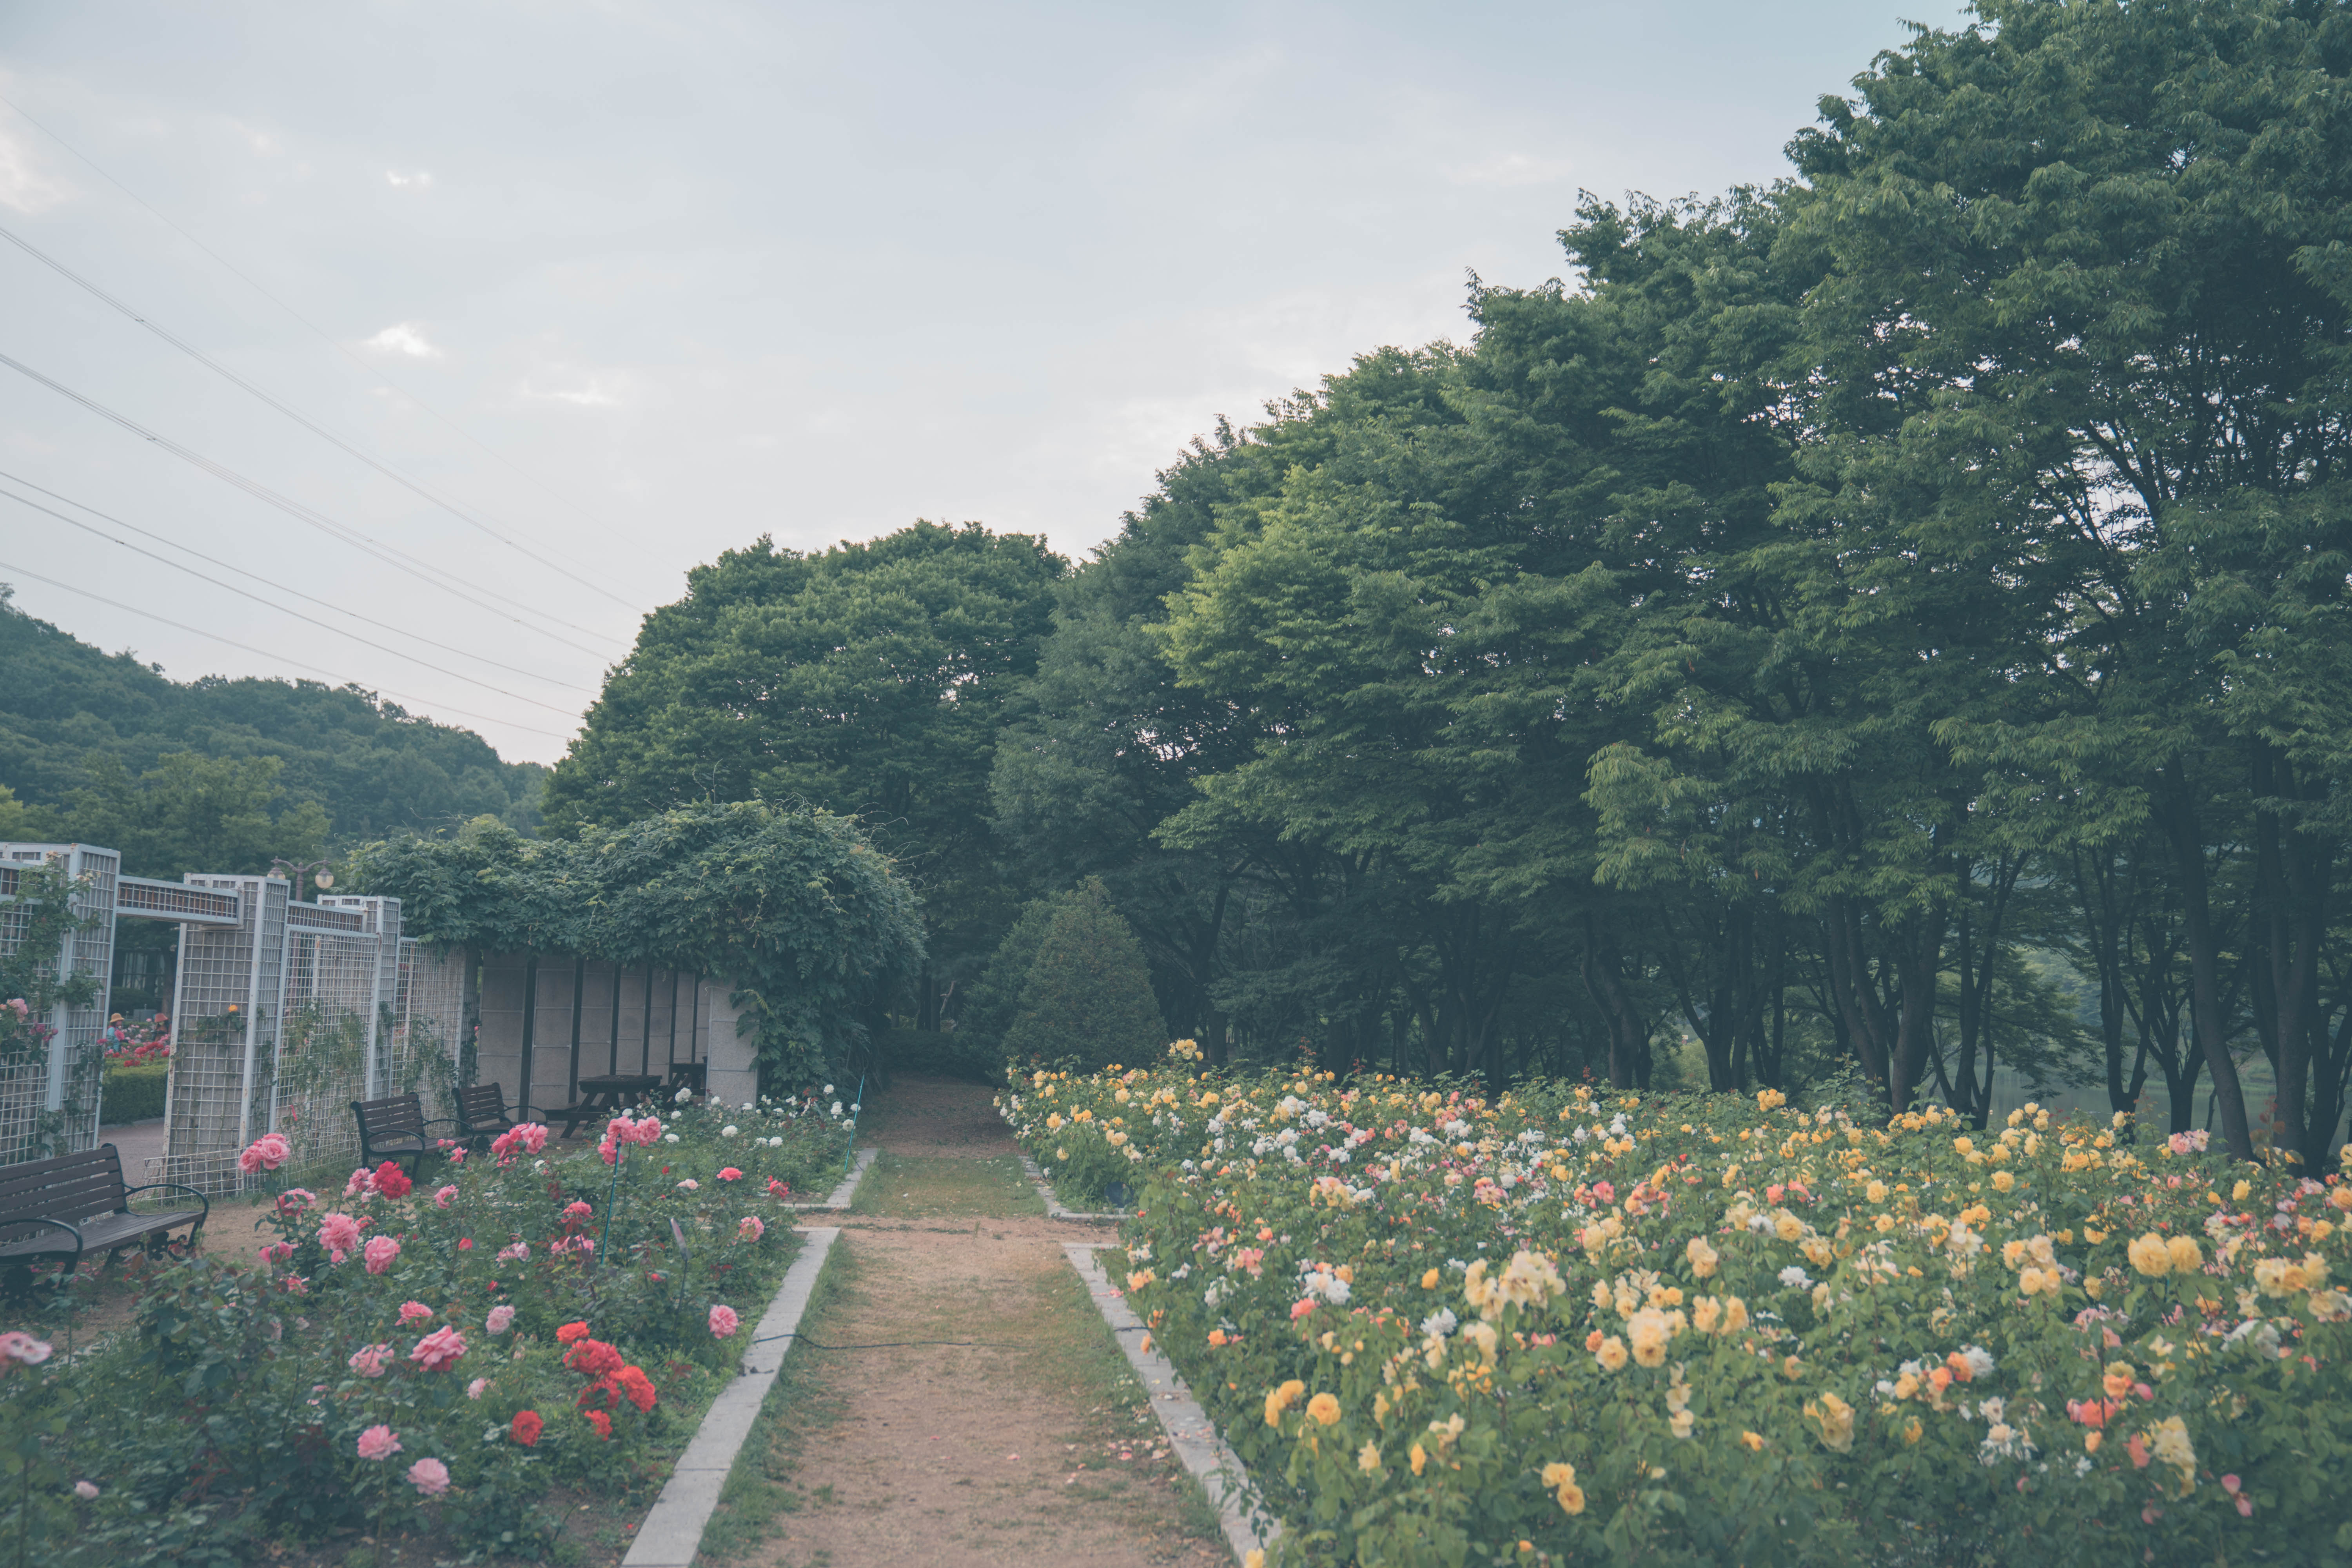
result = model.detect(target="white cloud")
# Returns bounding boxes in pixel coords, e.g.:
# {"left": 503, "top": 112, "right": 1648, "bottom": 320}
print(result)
{"left": 516, "top": 375, "right": 625, "bottom": 408}
{"left": 364, "top": 321, "right": 442, "bottom": 358}
{"left": 0, "top": 131, "right": 69, "bottom": 214}
{"left": 385, "top": 169, "right": 434, "bottom": 188}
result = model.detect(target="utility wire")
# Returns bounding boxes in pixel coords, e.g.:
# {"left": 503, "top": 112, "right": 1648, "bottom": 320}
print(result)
{"left": 0, "top": 90, "right": 649, "bottom": 578}
{"left": 0, "top": 485, "right": 584, "bottom": 716}
{"left": 0, "top": 558, "right": 578, "bottom": 742}
{"left": 0, "top": 468, "right": 586, "bottom": 690}
{"left": 0, "top": 349, "right": 617, "bottom": 657}
{"left": 0, "top": 218, "right": 642, "bottom": 610}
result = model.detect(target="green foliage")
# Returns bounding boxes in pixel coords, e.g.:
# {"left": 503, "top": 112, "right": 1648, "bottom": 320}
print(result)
{"left": 960, "top": 889, "right": 1076, "bottom": 1062}
{"left": 0, "top": 1096, "right": 848, "bottom": 1563}
{"left": 0, "top": 859, "right": 97, "bottom": 1068}
{"left": 349, "top": 802, "right": 925, "bottom": 1087}
{"left": 99, "top": 1060, "right": 168, "bottom": 1124}
{"left": 0, "top": 585, "right": 545, "bottom": 870}
{"left": 1002, "top": 880, "right": 1167, "bottom": 1073}
{"left": 65, "top": 752, "right": 327, "bottom": 879}
{"left": 543, "top": 523, "right": 1066, "bottom": 989}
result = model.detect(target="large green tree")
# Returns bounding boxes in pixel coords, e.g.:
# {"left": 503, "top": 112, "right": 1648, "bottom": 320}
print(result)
{"left": 544, "top": 522, "right": 1067, "bottom": 1004}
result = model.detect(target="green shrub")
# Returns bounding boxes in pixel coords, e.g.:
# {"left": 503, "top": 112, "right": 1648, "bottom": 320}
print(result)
{"left": 958, "top": 890, "right": 1076, "bottom": 1062}
{"left": 100, "top": 1061, "right": 168, "bottom": 1124}
{"left": 1002, "top": 880, "right": 1165, "bottom": 1074}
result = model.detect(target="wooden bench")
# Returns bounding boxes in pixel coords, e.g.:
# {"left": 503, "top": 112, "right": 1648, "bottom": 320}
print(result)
{"left": 349, "top": 1093, "right": 457, "bottom": 1176}
{"left": 664, "top": 1062, "right": 708, "bottom": 1101}
{"left": 0, "top": 1144, "right": 209, "bottom": 1283}
{"left": 452, "top": 1082, "right": 550, "bottom": 1148}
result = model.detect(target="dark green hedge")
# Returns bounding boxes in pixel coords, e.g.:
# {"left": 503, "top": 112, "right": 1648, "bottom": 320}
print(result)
{"left": 100, "top": 1062, "right": 168, "bottom": 1125}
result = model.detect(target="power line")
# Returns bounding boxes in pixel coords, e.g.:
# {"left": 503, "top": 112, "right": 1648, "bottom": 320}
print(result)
{"left": 0, "top": 468, "right": 586, "bottom": 690}
{"left": 0, "top": 484, "right": 584, "bottom": 717}
{"left": 0, "top": 558, "right": 579, "bottom": 743}
{"left": 0, "top": 89, "right": 651, "bottom": 577}
{"left": 0, "top": 348, "right": 619, "bottom": 657}
{"left": 0, "top": 218, "right": 643, "bottom": 610}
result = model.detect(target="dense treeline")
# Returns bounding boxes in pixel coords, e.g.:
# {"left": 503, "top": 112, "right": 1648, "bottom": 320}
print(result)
{"left": 505, "top": 0, "right": 2352, "bottom": 1165}
{"left": 0, "top": 586, "right": 546, "bottom": 875}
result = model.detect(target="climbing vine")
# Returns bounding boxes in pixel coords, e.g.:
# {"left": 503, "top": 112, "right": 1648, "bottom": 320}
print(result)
{"left": 348, "top": 801, "right": 925, "bottom": 1089}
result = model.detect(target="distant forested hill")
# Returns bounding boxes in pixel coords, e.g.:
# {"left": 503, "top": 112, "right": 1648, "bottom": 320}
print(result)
{"left": 0, "top": 586, "right": 545, "bottom": 871}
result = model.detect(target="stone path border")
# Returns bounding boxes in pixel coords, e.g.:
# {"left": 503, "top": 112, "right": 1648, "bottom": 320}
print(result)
{"left": 783, "top": 1146, "right": 877, "bottom": 1211}
{"left": 1064, "top": 1243, "right": 1279, "bottom": 1567}
{"left": 622, "top": 1225, "right": 842, "bottom": 1568}
{"left": 1021, "top": 1152, "right": 1132, "bottom": 1222}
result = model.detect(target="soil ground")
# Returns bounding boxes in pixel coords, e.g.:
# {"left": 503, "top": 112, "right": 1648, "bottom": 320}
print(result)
{"left": 714, "top": 1074, "right": 1224, "bottom": 1568}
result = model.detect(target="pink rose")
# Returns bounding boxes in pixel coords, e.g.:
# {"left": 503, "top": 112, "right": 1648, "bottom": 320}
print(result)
{"left": 356, "top": 1425, "right": 401, "bottom": 1461}
{"left": 73, "top": 1481, "right": 97, "bottom": 1500}
{"left": 344, "top": 1167, "right": 376, "bottom": 1199}
{"left": 466, "top": 1377, "right": 489, "bottom": 1400}
{"left": 407, "top": 1457, "right": 450, "bottom": 1496}
{"left": 318, "top": 1212, "right": 364, "bottom": 1259}
{"left": 0, "top": 1332, "right": 54, "bottom": 1365}
{"left": 496, "top": 1242, "right": 530, "bottom": 1262}
{"left": 348, "top": 1343, "right": 391, "bottom": 1378}
{"left": 737, "top": 1216, "right": 765, "bottom": 1242}
{"left": 708, "top": 1304, "right": 740, "bottom": 1338}
{"left": 485, "top": 1305, "right": 515, "bottom": 1335}
{"left": 717, "top": 1167, "right": 743, "bottom": 1181}
{"left": 632, "top": 1117, "right": 663, "bottom": 1145}
{"left": 363, "top": 1236, "right": 401, "bottom": 1275}
{"left": 409, "top": 1326, "right": 467, "bottom": 1371}
{"left": 398, "top": 1301, "right": 434, "bottom": 1325}
{"left": 676, "top": 1179, "right": 700, "bottom": 1192}
{"left": 433, "top": 1185, "right": 458, "bottom": 1209}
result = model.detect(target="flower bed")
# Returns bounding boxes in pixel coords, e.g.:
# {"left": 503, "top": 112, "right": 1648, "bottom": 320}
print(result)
{"left": 2, "top": 1088, "right": 857, "bottom": 1563}
{"left": 1000, "top": 1052, "right": 2352, "bottom": 1566}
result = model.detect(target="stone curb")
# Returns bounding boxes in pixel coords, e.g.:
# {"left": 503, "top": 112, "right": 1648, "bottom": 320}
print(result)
{"left": 784, "top": 1146, "right": 876, "bottom": 1211}
{"left": 621, "top": 1225, "right": 842, "bottom": 1568}
{"left": 1021, "top": 1152, "right": 1131, "bottom": 1222}
{"left": 1064, "top": 1243, "right": 1279, "bottom": 1567}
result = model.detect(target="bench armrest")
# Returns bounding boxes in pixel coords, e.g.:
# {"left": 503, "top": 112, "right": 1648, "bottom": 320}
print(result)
{"left": 0, "top": 1217, "right": 85, "bottom": 1259}
{"left": 121, "top": 1183, "right": 210, "bottom": 1227}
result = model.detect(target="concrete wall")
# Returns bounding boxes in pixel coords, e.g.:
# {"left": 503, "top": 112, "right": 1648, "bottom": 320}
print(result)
{"left": 470, "top": 951, "right": 739, "bottom": 1114}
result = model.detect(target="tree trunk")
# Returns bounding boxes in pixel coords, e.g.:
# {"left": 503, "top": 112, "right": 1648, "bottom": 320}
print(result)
{"left": 2160, "top": 777, "right": 2255, "bottom": 1159}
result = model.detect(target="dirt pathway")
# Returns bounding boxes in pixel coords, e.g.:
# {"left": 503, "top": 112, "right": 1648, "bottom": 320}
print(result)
{"left": 740, "top": 1075, "right": 1222, "bottom": 1568}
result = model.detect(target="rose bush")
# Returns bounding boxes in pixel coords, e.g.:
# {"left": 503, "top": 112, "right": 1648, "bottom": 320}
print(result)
{"left": 1004, "top": 1049, "right": 2352, "bottom": 1566}
{"left": 0, "top": 1087, "right": 855, "bottom": 1561}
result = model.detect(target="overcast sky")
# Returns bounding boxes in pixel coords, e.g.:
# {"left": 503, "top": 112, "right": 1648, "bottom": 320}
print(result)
{"left": 0, "top": 0, "right": 1964, "bottom": 766}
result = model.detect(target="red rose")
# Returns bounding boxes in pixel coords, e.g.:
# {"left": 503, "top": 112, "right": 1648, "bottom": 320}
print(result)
{"left": 510, "top": 1410, "right": 544, "bottom": 1446}
{"left": 372, "top": 1161, "right": 413, "bottom": 1199}
{"left": 584, "top": 1410, "right": 612, "bottom": 1440}
{"left": 555, "top": 1322, "right": 591, "bottom": 1344}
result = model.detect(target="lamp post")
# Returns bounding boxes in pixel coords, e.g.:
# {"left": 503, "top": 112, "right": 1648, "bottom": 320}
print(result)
{"left": 270, "top": 859, "right": 336, "bottom": 899}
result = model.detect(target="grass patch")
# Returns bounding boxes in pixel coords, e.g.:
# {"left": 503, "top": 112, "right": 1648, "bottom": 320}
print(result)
{"left": 695, "top": 1237, "right": 857, "bottom": 1562}
{"left": 849, "top": 1151, "right": 1044, "bottom": 1220}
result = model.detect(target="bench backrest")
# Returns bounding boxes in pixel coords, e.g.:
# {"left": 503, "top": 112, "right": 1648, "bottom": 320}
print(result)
{"left": 0, "top": 1145, "right": 129, "bottom": 1247}
{"left": 352, "top": 1093, "right": 427, "bottom": 1141}
{"left": 456, "top": 1083, "right": 507, "bottom": 1125}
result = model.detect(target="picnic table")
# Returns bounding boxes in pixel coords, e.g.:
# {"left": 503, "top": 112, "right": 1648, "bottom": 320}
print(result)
{"left": 558, "top": 1073, "right": 665, "bottom": 1136}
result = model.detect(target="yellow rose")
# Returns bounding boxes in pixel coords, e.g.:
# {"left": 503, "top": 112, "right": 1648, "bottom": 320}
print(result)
{"left": 2234, "top": 1179, "right": 2252, "bottom": 1202}
{"left": 1774, "top": 1212, "right": 1803, "bottom": 1243}
{"left": 1865, "top": 1180, "right": 1889, "bottom": 1204}
{"left": 1264, "top": 1379, "right": 1305, "bottom": 1426}
{"left": 1409, "top": 1442, "right": 1428, "bottom": 1475}
{"left": 1357, "top": 1441, "right": 1381, "bottom": 1473}
{"left": 1595, "top": 1336, "right": 1629, "bottom": 1372}
{"left": 1626, "top": 1308, "right": 1673, "bottom": 1368}
{"left": 1991, "top": 1170, "right": 2016, "bottom": 1193}
{"left": 1421, "top": 1268, "right": 1442, "bottom": 1290}
{"left": 2165, "top": 1235, "right": 2203, "bottom": 1274}
{"left": 1805, "top": 1392, "right": 1855, "bottom": 1453}
{"left": 1740, "top": 1430, "right": 1765, "bottom": 1451}
{"left": 1306, "top": 1392, "right": 1341, "bottom": 1426}
{"left": 2127, "top": 1233, "right": 2174, "bottom": 1277}
{"left": 1686, "top": 1236, "right": 1719, "bottom": 1278}
{"left": 1720, "top": 1296, "right": 1749, "bottom": 1334}
{"left": 1691, "top": 1296, "right": 1722, "bottom": 1333}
